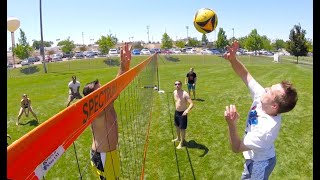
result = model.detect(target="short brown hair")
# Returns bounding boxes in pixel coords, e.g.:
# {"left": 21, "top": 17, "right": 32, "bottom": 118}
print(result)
{"left": 83, "top": 79, "right": 99, "bottom": 96}
{"left": 275, "top": 80, "right": 298, "bottom": 114}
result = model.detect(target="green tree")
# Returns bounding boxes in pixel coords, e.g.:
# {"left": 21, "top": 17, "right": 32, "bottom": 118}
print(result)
{"left": 216, "top": 28, "right": 228, "bottom": 49}
{"left": 97, "top": 35, "right": 116, "bottom": 54}
{"left": 13, "top": 29, "right": 33, "bottom": 60}
{"left": 161, "top": 33, "right": 173, "bottom": 49}
{"left": 201, "top": 34, "right": 208, "bottom": 45}
{"left": 133, "top": 42, "right": 143, "bottom": 49}
{"left": 175, "top": 40, "right": 185, "bottom": 48}
{"left": 237, "top": 36, "right": 247, "bottom": 48}
{"left": 261, "top": 35, "right": 272, "bottom": 51}
{"left": 47, "top": 50, "right": 55, "bottom": 55}
{"left": 271, "top": 39, "right": 286, "bottom": 51}
{"left": 57, "top": 38, "right": 75, "bottom": 53}
{"left": 32, "top": 40, "right": 53, "bottom": 50}
{"left": 245, "top": 29, "right": 262, "bottom": 55}
{"left": 286, "top": 23, "right": 308, "bottom": 64}
{"left": 79, "top": 46, "right": 87, "bottom": 52}
{"left": 187, "top": 38, "right": 200, "bottom": 47}
{"left": 306, "top": 38, "right": 313, "bottom": 52}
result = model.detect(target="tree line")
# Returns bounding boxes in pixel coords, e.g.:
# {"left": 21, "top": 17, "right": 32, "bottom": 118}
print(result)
{"left": 12, "top": 23, "right": 312, "bottom": 63}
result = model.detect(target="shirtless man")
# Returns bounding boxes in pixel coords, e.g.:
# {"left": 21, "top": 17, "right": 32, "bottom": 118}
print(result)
{"left": 17, "top": 94, "right": 39, "bottom": 125}
{"left": 82, "top": 42, "right": 132, "bottom": 179}
{"left": 172, "top": 80, "right": 194, "bottom": 149}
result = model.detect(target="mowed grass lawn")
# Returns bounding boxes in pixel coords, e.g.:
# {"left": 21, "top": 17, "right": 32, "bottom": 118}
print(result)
{"left": 7, "top": 54, "right": 313, "bottom": 179}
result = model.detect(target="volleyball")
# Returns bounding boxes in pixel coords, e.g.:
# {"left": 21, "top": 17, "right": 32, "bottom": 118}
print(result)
{"left": 193, "top": 8, "right": 218, "bottom": 34}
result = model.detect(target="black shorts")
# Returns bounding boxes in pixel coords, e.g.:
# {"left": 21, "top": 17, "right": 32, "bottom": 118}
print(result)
{"left": 174, "top": 110, "right": 188, "bottom": 129}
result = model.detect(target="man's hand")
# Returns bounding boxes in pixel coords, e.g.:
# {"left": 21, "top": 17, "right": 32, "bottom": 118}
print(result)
{"left": 223, "top": 41, "right": 239, "bottom": 62}
{"left": 120, "top": 42, "right": 132, "bottom": 73}
{"left": 224, "top": 104, "right": 239, "bottom": 125}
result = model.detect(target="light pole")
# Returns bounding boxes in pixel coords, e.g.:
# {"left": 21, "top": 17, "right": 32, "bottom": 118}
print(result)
{"left": 232, "top": 28, "right": 234, "bottom": 41}
{"left": 40, "top": 0, "right": 48, "bottom": 73}
{"left": 7, "top": 17, "right": 20, "bottom": 68}
{"left": 186, "top": 26, "right": 189, "bottom": 39}
{"left": 147, "top": 25, "right": 150, "bottom": 43}
{"left": 90, "top": 38, "right": 94, "bottom": 50}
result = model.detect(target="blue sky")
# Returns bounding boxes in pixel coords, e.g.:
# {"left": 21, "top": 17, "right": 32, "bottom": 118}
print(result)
{"left": 7, "top": 0, "right": 313, "bottom": 50}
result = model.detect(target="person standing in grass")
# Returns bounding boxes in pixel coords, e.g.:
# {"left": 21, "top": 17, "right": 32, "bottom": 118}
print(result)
{"left": 17, "top": 94, "right": 39, "bottom": 125}
{"left": 67, "top": 75, "right": 82, "bottom": 107}
{"left": 83, "top": 42, "right": 131, "bottom": 180}
{"left": 185, "top": 67, "right": 197, "bottom": 99}
{"left": 223, "top": 40, "right": 298, "bottom": 179}
{"left": 172, "top": 80, "right": 194, "bottom": 149}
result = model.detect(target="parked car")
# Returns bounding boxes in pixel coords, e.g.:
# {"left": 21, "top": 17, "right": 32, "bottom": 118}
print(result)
{"left": 161, "top": 49, "right": 173, "bottom": 54}
{"left": 171, "top": 49, "right": 181, "bottom": 54}
{"left": 45, "top": 55, "right": 52, "bottom": 62}
{"left": 150, "top": 48, "right": 161, "bottom": 54}
{"left": 186, "top": 48, "right": 197, "bottom": 54}
{"left": 201, "top": 49, "right": 214, "bottom": 55}
{"left": 208, "top": 49, "right": 222, "bottom": 55}
{"left": 86, "top": 52, "right": 96, "bottom": 58}
{"left": 140, "top": 48, "right": 151, "bottom": 55}
{"left": 27, "top": 57, "right": 37, "bottom": 63}
{"left": 7, "top": 63, "right": 13, "bottom": 68}
{"left": 63, "top": 52, "right": 73, "bottom": 58}
{"left": 21, "top": 59, "right": 34, "bottom": 66}
{"left": 73, "top": 52, "right": 85, "bottom": 59}
{"left": 108, "top": 49, "right": 119, "bottom": 56}
{"left": 33, "top": 56, "right": 41, "bottom": 62}
{"left": 52, "top": 54, "right": 63, "bottom": 61}
{"left": 132, "top": 49, "right": 141, "bottom": 55}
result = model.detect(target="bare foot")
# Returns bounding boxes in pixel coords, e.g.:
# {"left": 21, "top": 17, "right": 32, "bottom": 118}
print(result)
{"left": 172, "top": 138, "right": 180, "bottom": 142}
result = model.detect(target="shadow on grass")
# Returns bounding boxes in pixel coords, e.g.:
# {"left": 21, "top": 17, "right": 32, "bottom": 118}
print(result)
{"left": 186, "top": 140, "right": 209, "bottom": 157}
{"left": 163, "top": 55, "right": 180, "bottom": 62}
{"left": 103, "top": 58, "right": 119, "bottom": 66}
{"left": 192, "top": 98, "right": 205, "bottom": 102}
{"left": 20, "top": 66, "right": 40, "bottom": 75}
{"left": 20, "top": 119, "right": 39, "bottom": 126}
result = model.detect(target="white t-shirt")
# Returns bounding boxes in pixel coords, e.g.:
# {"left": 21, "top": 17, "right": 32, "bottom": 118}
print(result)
{"left": 68, "top": 81, "right": 80, "bottom": 94}
{"left": 242, "top": 79, "right": 282, "bottom": 161}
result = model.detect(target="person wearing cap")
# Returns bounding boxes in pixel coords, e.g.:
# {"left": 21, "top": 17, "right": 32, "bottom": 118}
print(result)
{"left": 83, "top": 42, "right": 132, "bottom": 179}
{"left": 67, "top": 75, "right": 82, "bottom": 107}
{"left": 17, "top": 94, "right": 39, "bottom": 125}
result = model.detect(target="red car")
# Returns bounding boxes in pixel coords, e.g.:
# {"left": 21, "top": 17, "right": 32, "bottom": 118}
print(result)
{"left": 160, "top": 49, "right": 173, "bottom": 54}
{"left": 44, "top": 55, "right": 52, "bottom": 62}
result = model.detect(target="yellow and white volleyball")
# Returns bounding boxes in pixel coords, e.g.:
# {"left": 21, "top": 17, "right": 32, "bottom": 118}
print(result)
{"left": 193, "top": 8, "right": 218, "bottom": 34}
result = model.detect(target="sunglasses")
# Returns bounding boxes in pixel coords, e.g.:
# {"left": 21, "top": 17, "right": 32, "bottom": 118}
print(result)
{"left": 174, "top": 83, "right": 181, "bottom": 85}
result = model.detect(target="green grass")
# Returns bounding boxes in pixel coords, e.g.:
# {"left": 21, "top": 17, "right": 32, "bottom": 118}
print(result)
{"left": 7, "top": 54, "right": 313, "bottom": 179}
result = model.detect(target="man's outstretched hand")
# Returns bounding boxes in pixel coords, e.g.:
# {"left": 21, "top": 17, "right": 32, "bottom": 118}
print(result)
{"left": 223, "top": 40, "right": 239, "bottom": 62}
{"left": 120, "top": 42, "right": 132, "bottom": 73}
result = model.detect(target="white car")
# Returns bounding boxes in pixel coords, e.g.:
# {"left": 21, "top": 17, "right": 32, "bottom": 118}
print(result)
{"left": 140, "top": 49, "right": 151, "bottom": 55}
{"left": 171, "top": 49, "right": 181, "bottom": 54}
{"left": 108, "top": 49, "right": 119, "bottom": 56}
{"left": 201, "top": 49, "right": 214, "bottom": 55}
{"left": 186, "top": 48, "right": 197, "bottom": 54}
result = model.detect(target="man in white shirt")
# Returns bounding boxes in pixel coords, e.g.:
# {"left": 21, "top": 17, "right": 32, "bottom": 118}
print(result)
{"left": 223, "top": 41, "right": 298, "bottom": 179}
{"left": 67, "top": 76, "right": 82, "bottom": 107}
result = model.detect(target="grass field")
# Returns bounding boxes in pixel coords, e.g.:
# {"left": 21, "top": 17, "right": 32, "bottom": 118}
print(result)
{"left": 7, "top": 54, "right": 313, "bottom": 179}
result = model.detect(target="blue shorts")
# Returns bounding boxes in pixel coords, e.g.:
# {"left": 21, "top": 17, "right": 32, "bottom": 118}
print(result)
{"left": 187, "top": 83, "right": 195, "bottom": 90}
{"left": 174, "top": 111, "right": 188, "bottom": 129}
{"left": 241, "top": 156, "right": 276, "bottom": 180}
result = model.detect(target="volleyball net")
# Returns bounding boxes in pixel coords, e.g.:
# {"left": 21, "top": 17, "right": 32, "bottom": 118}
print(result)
{"left": 7, "top": 54, "right": 158, "bottom": 179}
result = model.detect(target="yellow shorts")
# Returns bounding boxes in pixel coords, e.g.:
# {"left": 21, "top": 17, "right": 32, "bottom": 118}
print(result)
{"left": 90, "top": 149, "right": 120, "bottom": 179}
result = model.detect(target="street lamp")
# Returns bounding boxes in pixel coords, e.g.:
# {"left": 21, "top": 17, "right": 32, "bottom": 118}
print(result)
{"left": 7, "top": 17, "right": 20, "bottom": 68}
{"left": 186, "top": 26, "right": 189, "bottom": 39}
{"left": 232, "top": 28, "right": 235, "bottom": 41}
{"left": 40, "top": 0, "right": 48, "bottom": 73}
